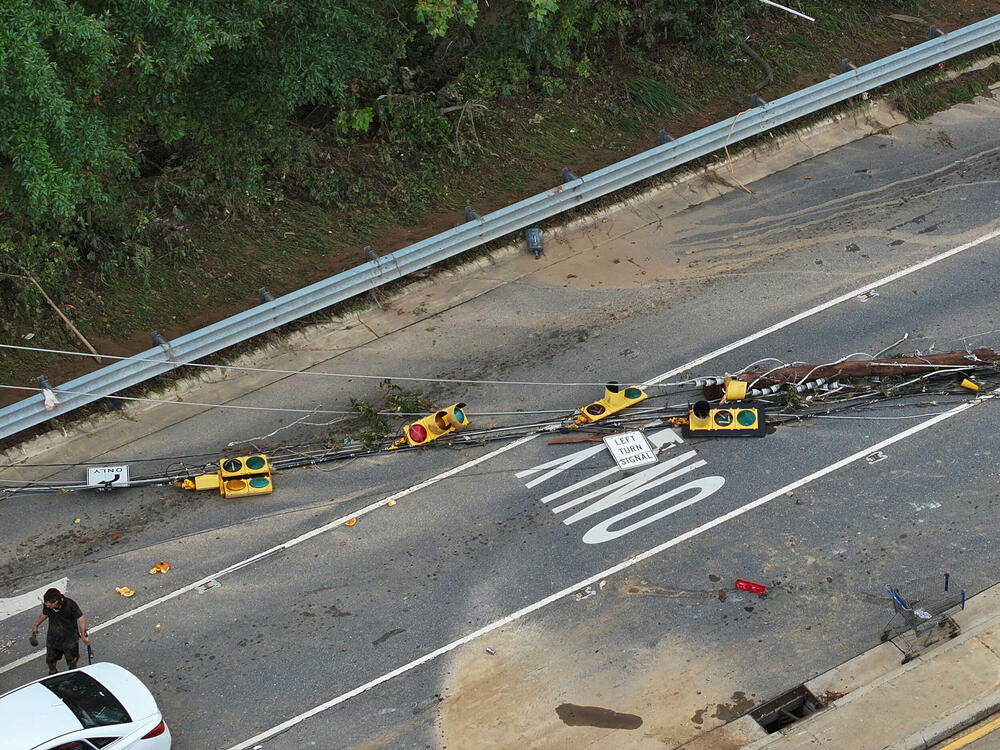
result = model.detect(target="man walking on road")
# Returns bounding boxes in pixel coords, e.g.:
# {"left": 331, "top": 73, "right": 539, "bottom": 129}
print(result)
{"left": 31, "top": 588, "right": 90, "bottom": 674}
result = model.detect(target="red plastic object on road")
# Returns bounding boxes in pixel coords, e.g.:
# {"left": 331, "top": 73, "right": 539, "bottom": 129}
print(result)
{"left": 735, "top": 579, "right": 767, "bottom": 595}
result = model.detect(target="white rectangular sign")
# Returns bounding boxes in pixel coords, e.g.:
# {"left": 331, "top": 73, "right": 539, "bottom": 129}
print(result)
{"left": 86, "top": 465, "right": 130, "bottom": 488}
{"left": 603, "top": 431, "right": 658, "bottom": 471}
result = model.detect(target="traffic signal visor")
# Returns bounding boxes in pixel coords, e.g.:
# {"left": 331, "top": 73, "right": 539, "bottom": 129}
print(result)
{"left": 723, "top": 379, "right": 748, "bottom": 402}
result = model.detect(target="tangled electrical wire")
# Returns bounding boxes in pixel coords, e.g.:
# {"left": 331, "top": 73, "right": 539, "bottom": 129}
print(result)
{"left": 1, "top": 361, "right": 996, "bottom": 498}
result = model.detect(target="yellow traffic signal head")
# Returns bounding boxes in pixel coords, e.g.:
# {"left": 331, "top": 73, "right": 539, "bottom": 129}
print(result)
{"left": 217, "top": 454, "right": 273, "bottom": 497}
{"left": 574, "top": 383, "right": 647, "bottom": 425}
{"left": 399, "top": 403, "right": 469, "bottom": 446}
{"left": 683, "top": 401, "right": 765, "bottom": 438}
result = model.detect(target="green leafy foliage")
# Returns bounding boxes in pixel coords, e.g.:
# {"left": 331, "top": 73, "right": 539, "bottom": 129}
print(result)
{"left": 2, "top": 0, "right": 946, "bottom": 331}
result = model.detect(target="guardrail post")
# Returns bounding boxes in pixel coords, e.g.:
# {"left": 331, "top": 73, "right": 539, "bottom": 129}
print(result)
{"left": 258, "top": 288, "right": 275, "bottom": 304}
{"left": 100, "top": 397, "right": 124, "bottom": 412}
{"left": 363, "top": 245, "right": 379, "bottom": 263}
{"left": 465, "top": 206, "right": 481, "bottom": 222}
{"left": 561, "top": 168, "right": 580, "bottom": 183}
{"left": 36, "top": 375, "right": 58, "bottom": 413}
{"left": 151, "top": 330, "right": 176, "bottom": 362}
{"left": 525, "top": 227, "right": 544, "bottom": 258}
{"left": 658, "top": 130, "right": 675, "bottom": 145}
{"left": 930, "top": 25, "right": 945, "bottom": 39}
{"left": 750, "top": 92, "right": 768, "bottom": 108}
{"left": 841, "top": 58, "right": 857, "bottom": 73}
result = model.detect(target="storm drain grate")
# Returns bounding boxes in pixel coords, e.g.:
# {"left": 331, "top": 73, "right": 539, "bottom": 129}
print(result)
{"left": 750, "top": 685, "right": 823, "bottom": 734}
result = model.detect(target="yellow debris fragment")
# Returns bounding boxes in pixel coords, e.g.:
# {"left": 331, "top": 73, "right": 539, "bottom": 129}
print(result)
{"left": 116, "top": 587, "right": 135, "bottom": 598}
{"left": 344, "top": 518, "right": 357, "bottom": 526}
{"left": 149, "top": 561, "right": 171, "bottom": 575}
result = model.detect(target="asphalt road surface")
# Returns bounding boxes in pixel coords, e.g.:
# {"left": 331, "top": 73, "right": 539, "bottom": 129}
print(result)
{"left": 2, "top": 90, "right": 1000, "bottom": 750}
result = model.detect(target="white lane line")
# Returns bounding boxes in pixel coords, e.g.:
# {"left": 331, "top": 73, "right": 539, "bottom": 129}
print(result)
{"left": 225, "top": 392, "right": 995, "bottom": 750}
{"left": 3, "top": 228, "right": 998, "bottom": 679}
{"left": 643, "top": 226, "right": 1000, "bottom": 385}
{"left": 0, "top": 578, "right": 68, "bottom": 622}
{"left": 0, "top": 436, "right": 535, "bottom": 677}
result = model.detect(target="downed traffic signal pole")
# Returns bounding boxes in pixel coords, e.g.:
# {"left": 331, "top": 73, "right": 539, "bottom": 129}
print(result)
{"left": 725, "top": 348, "right": 1000, "bottom": 392}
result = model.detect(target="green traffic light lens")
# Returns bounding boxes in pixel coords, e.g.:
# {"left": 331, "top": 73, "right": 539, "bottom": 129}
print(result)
{"left": 246, "top": 455, "right": 266, "bottom": 470}
{"left": 453, "top": 408, "right": 464, "bottom": 423}
{"left": 736, "top": 409, "right": 756, "bottom": 426}
{"left": 624, "top": 387, "right": 642, "bottom": 399}
{"left": 249, "top": 477, "right": 270, "bottom": 488}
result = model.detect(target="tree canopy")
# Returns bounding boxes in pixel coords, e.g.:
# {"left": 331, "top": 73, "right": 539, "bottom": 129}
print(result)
{"left": 3, "top": 0, "right": 921, "bottom": 316}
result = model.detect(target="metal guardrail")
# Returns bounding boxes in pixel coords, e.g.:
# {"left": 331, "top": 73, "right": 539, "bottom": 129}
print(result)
{"left": 2, "top": 14, "right": 999, "bottom": 441}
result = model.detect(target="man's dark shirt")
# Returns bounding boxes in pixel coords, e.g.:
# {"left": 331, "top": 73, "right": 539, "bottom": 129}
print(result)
{"left": 42, "top": 598, "right": 83, "bottom": 648}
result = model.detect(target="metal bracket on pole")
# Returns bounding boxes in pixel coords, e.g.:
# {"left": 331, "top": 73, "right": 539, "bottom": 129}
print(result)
{"left": 465, "top": 206, "right": 481, "bottom": 222}
{"left": 363, "top": 245, "right": 379, "bottom": 263}
{"left": 658, "top": 130, "right": 675, "bottom": 145}
{"left": 258, "top": 288, "right": 275, "bottom": 304}
{"left": 842, "top": 58, "right": 857, "bottom": 73}
{"left": 750, "top": 92, "right": 768, "bottom": 108}
{"left": 930, "top": 25, "right": 945, "bottom": 39}
{"left": 561, "top": 168, "right": 579, "bottom": 183}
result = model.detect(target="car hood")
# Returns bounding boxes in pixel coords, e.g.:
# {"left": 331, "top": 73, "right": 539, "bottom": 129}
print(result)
{"left": 0, "top": 682, "right": 82, "bottom": 747}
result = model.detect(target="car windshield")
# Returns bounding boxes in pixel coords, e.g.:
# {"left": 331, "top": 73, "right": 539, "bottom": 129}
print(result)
{"left": 41, "top": 672, "right": 131, "bottom": 728}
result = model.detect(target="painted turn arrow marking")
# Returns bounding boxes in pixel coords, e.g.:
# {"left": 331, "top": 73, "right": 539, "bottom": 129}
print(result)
{"left": 0, "top": 578, "right": 68, "bottom": 622}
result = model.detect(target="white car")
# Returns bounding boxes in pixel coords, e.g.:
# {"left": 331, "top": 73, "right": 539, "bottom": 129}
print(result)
{"left": 0, "top": 662, "right": 171, "bottom": 750}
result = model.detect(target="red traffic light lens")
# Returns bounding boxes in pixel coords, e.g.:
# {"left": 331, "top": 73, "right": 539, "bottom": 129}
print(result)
{"left": 408, "top": 424, "right": 428, "bottom": 442}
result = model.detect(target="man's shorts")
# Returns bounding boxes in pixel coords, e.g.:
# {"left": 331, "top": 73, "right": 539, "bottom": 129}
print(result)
{"left": 46, "top": 642, "right": 80, "bottom": 671}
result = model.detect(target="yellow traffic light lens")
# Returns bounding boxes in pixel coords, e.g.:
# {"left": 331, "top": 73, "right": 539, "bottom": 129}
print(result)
{"left": 736, "top": 409, "right": 757, "bottom": 426}
{"left": 713, "top": 411, "right": 733, "bottom": 426}
{"left": 225, "top": 479, "right": 247, "bottom": 492}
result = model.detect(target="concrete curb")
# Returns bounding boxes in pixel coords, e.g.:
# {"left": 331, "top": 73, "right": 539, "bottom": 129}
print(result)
{"left": 740, "top": 583, "right": 1000, "bottom": 749}
{"left": 891, "top": 691, "right": 1000, "bottom": 750}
